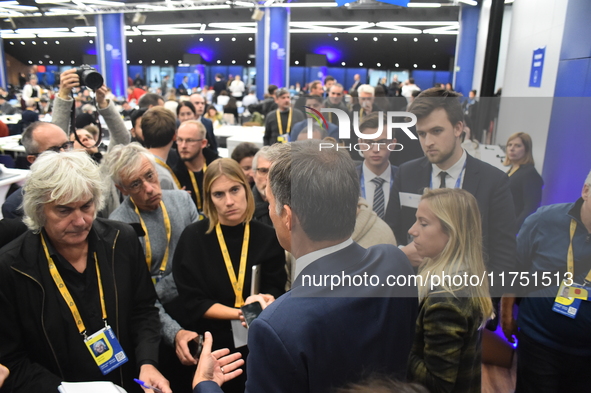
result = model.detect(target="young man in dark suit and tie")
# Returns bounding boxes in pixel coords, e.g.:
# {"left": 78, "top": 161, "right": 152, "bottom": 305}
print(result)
{"left": 384, "top": 87, "right": 517, "bottom": 297}
{"left": 354, "top": 112, "right": 398, "bottom": 221}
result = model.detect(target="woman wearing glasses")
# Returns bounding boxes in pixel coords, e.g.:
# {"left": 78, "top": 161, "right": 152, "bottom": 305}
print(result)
{"left": 407, "top": 188, "right": 494, "bottom": 393}
{"left": 173, "top": 158, "right": 286, "bottom": 393}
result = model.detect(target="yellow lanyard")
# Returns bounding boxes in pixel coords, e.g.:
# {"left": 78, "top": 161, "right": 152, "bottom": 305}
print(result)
{"left": 154, "top": 156, "right": 182, "bottom": 189}
{"left": 41, "top": 234, "right": 106, "bottom": 336}
{"left": 566, "top": 219, "right": 591, "bottom": 283}
{"left": 188, "top": 162, "right": 207, "bottom": 211}
{"left": 131, "top": 199, "right": 172, "bottom": 275}
{"left": 359, "top": 107, "right": 365, "bottom": 121}
{"left": 276, "top": 108, "right": 293, "bottom": 136}
{"left": 215, "top": 222, "right": 250, "bottom": 308}
{"left": 507, "top": 165, "right": 520, "bottom": 177}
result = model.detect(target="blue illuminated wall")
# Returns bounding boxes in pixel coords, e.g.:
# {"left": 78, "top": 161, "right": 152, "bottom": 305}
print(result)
{"left": 95, "top": 13, "right": 127, "bottom": 97}
{"left": 454, "top": 3, "right": 480, "bottom": 97}
{"left": 0, "top": 38, "right": 7, "bottom": 89}
{"left": 542, "top": 0, "right": 591, "bottom": 205}
{"left": 256, "top": 7, "right": 289, "bottom": 99}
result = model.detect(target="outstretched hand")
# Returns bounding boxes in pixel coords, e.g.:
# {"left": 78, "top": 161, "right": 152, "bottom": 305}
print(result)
{"left": 192, "top": 332, "right": 244, "bottom": 389}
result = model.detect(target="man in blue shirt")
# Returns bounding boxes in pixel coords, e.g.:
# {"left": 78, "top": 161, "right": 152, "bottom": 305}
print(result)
{"left": 501, "top": 169, "right": 591, "bottom": 393}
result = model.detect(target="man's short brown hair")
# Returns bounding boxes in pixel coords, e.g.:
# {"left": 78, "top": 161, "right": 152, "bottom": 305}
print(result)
{"left": 408, "top": 87, "right": 464, "bottom": 127}
{"left": 141, "top": 107, "right": 176, "bottom": 148}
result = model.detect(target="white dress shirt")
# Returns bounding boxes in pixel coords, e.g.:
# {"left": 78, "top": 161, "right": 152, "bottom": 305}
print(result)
{"left": 294, "top": 238, "right": 353, "bottom": 281}
{"left": 430, "top": 149, "right": 467, "bottom": 189}
{"left": 362, "top": 162, "right": 392, "bottom": 210}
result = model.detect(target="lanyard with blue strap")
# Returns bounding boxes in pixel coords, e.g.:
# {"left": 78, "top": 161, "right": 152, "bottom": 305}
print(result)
{"left": 360, "top": 169, "right": 394, "bottom": 199}
{"left": 429, "top": 159, "right": 467, "bottom": 189}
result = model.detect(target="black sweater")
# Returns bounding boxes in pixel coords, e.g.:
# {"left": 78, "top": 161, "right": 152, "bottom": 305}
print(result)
{"left": 173, "top": 219, "right": 286, "bottom": 351}
{"left": 508, "top": 163, "right": 544, "bottom": 231}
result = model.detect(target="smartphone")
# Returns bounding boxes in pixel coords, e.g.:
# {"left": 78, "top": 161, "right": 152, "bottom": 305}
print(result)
{"left": 240, "top": 302, "right": 264, "bottom": 328}
{"left": 188, "top": 335, "right": 203, "bottom": 360}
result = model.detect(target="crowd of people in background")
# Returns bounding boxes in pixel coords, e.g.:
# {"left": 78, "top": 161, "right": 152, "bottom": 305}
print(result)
{"left": 0, "top": 65, "right": 585, "bottom": 393}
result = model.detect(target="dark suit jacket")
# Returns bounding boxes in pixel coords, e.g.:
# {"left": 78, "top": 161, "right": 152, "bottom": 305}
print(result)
{"left": 194, "top": 242, "right": 418, "bottom": 393}
{"left": 355, "top": 163, "right": 398, "bottom": 216}
{"left": 200, "top": 117, "right": 218, "bottom": 154}
{"left": 385, "top": 154, "right": 517, "bottom": 295}
{"left": 508, "top": 163, "right": 543, "bottom": 231}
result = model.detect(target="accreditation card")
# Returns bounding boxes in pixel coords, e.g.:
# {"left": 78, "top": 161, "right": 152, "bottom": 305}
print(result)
{"left": 552, "top": 280, "right": 589, "bottom": 319}
{"left": 84, "top": 325, "right": 128, "bottom": 375}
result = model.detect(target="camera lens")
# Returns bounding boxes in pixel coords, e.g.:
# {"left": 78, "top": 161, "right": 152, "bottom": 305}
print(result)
{"left": 84, "top": 71, "right": 104, "bottom": 90}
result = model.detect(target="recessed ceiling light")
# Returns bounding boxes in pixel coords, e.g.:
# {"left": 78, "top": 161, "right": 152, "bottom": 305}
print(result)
{"left": 432, "top": 64, "right": 436, "bottom": 68}
{"left": 129, "top": 39, "right": 133, "bottom": 43}
{"left": 434, "top": 38, "right": 439, "bottom": 42}
{"left": 341, "top": 62, "right": 346, "bottom": 66}
{"left": 139, "top": 60, "right": 143, "bottom": 64}
{"left": 199, "top": 38, "right": 204, "bottom": 41}
{"left": 28, "top": 60, "right": 32, "bottom": 64}
{"left": 20, "top": 41, "right": 25, "bottom": 45}
{"left": 217, "top": 60, "right": 221, "bottom": 64}
{"left": 334, "top": 37, "right": 339, "bottom": 41}
{"left": 393, "top": 37, "right": 397, "bottom": 41}
{"left": 248, "top": 37, "right": 253, "bottom": 41}
{"left": 377, "top": 63, "right": 381, "bottom": 67}
{"left": 373, "top": 37, "right": 378, "bottom": 41}
{"left": 178, "top": 60, "right": 182, "bottom": 64}
{"left": 413, "top": 64, "right": 417, "bottom": 68}
{"left": 143, "top": 38, "right": 147, "bottom": 42}
{"left": 89, "top": 39, "right": 93, "bottom": 44}
{"left": 151, "top": 60, "right": 155, "bottom": 64}
{"left": 231, "top": 37, "right": 236, "bottom": 41}
{"left": 71, "top": 60, "right": 75, "bottom": 64}
{"left": 232, "top": 60, "right": 236, "bottom": 64}
{"left": 157, "top": 38, "right": 161, "bottom": 42}
{"left": 247, "top": 60, "right": 251, "bottom": 64}
{"left": 39, "top": 61, "right": 43, "bottom": 64}
{"left": 32, "top": 41, "right": 36, "bottom": 45}
{"left": 215, "top": 37, "right": 220, "bottom": 41}
{"left": 126, "top": 60, "right": 130, "bottom": 64}
{"left": 49, "top": 60, "right": 53, "bottom": 64}
{"left": 413, "top": 38, "right": 418, "bottom": 42}
{"left": 55, "top": 40, "right": 59, "bottom": 44}
{"left": 9, "top": 42, "right": 14, "bottom": 45}
{"left": 353, "top": 37, "right": 358, "bottom": 41}
{"left": 165, "top": 60, "right": 168, "bottom": 64}
{"left": 359, "top": 62, "right": 363, "bottom": 66}
{"left": 395, "top": 63, "right": 399, "bottom": 67}
{"left": 60, "top": 60, "right": 64, "bottom": 64}
{"left": 295, "top": 60, "right": 299, "bottom": 65}
{"left": 43, "top": 41, "right": 48, "bottom": 45}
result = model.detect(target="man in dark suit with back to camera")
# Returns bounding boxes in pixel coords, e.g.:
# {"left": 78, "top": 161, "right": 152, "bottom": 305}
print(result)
{"left": 384, "top": 87, "right": 517, "bottom": 297}
{"left": 192, "top": 140, "right": 418, "bottom": 393}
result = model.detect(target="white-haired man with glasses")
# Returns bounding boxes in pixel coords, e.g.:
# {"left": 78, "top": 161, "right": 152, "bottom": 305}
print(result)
{"left": 102, "top": 142, "right": 200, "bottom": 392}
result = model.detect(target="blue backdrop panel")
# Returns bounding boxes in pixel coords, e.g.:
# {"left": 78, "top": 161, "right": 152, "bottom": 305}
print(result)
{"left": 554, "top": 59, "right": 590, "bottom": 97}
{"left": 435, "top": 71, "right": 453, "bottom": 86}
{"left": 326, "top": 67, "right": 346, "bottom": 86}
{"left": 559, "top": 0, "right": 591, "bottom": 61}
{"left": 128, "top": 66, "right": 144, "bottom": 83}
{"left": 454, "top": 4, "right": 480, "bottom": 97}
{"left": 344, "top": 68, "right": 367, "bottom": 91}
{"left": 256, "top": 7, "right": 289, "bottom": 98}
{"left": 412, "top": 70, "right": 436, "bottom": 90}
{"left": 95, "top": 13, "right": 127, "bottom": 97}
{"left": 289, "top": 67, "right": 305, "bottom": 87}
{"left": 307, "top": 67, "right": 327, "bottom": 84}
{"left": 227, "top": 66, "right": 245, "bottom": 82}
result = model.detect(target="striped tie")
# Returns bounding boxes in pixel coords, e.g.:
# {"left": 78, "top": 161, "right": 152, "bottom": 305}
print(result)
{"left": 371, "top": 177, "right": 386, "bottom": 219}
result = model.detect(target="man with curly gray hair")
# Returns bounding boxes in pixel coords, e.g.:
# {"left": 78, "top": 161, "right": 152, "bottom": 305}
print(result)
{"left": 0, "top": 150, "right": 171, "bottom": 393}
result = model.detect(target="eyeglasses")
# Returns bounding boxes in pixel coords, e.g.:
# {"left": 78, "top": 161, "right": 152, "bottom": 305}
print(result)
{"left": 31, "top": 141, "right": 74, "bottom": 156}
{"left": 124, "top": 171, "right": 157, "bottom": 192}
{"left": 255, "top": 167, "right": 270, "bottom": 175}
{"left": 177, "top": 138, "right": 203, "bottom": 144}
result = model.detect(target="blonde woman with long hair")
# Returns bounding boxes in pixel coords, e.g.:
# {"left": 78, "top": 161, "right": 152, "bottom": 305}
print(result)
{"left": 407, "top": 188, "right": 494, "bottom": 393}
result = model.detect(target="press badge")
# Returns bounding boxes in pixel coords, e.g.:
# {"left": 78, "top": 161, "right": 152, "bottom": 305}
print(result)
{"left": 552, "top": 281, "right": 589, "bottom": 319}
{"left": 84, "top": 325, "right": 128, "bottom": 375}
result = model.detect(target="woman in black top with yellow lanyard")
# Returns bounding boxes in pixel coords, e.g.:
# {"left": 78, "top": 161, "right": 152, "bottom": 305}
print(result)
{"left": 504, "top": 132, "right": 544, "bottom": 231}
{"left": 173, "top": 158, "right": 286, "bottom": 393}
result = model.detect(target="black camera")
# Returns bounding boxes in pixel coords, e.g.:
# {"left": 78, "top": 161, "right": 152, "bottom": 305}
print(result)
{"left": 76, "top": 64, "right": 104, "bottom": 90}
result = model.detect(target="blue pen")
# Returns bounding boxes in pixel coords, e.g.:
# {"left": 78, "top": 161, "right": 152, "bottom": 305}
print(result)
{"left": 133, "top": 378, "right": 163, "bottom": 393}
